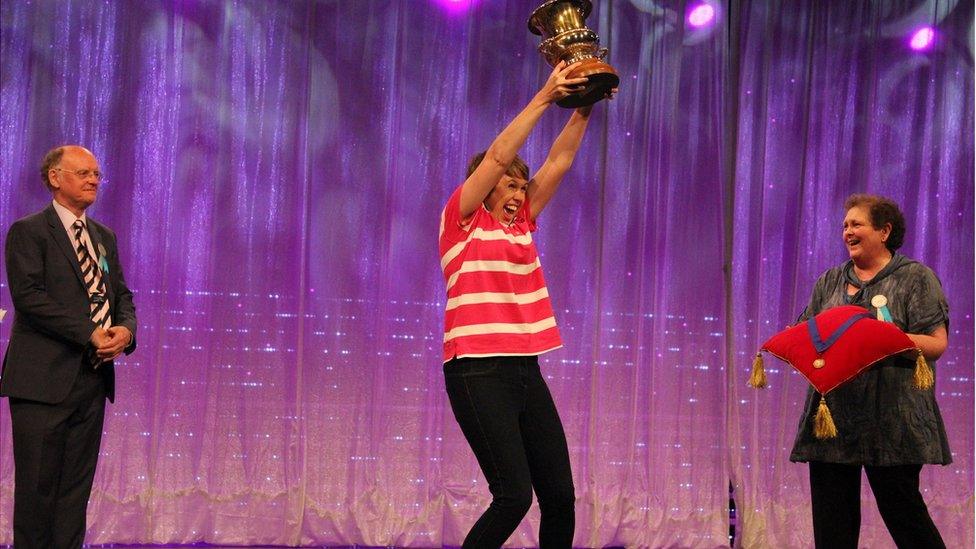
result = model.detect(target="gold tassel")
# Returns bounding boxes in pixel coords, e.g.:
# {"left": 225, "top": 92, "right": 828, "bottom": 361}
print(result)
{"left": 813, "top": 395, "right": 838, "bottom": 439}
{"left": 748, "top": 352, "right": 767, "bottom": 388}
{"left": 913, "top": 349, "right": 934, "bottom": 390}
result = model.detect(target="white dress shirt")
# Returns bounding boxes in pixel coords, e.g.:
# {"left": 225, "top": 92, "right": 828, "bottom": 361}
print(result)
{"left": 52, "top": 199, "right": 98, "bottom": 262}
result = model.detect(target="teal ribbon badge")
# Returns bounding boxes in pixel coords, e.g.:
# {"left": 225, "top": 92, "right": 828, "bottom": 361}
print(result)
{"left": 97, "top": 243, "right": 110, "bottom": 275}
{"left": 871, "top": 294, "right": 892, "bottom": 322}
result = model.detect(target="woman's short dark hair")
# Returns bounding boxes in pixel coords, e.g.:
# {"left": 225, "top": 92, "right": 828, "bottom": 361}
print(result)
{"left": 844, "top": 193, "right": 906, "bottom": 251}
{"left": 40, "top": 146, "right": 66, "bottom": 191}
{"left": 466, "top": 150, "right": 530, "bottom": 180}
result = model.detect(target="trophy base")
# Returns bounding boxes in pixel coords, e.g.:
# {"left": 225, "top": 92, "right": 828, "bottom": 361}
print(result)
{"left": 557, "top": 59, "right": 620, "bottom": 108}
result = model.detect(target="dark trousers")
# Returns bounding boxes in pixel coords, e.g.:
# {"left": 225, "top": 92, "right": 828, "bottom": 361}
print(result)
{"left": 809, "top": 461, "right": 946, "bottom": 549}
{"left": 9, "top": 365, "right": 107, "bottom": 549}
{"left": 445, "top": 356, "right": 575, "bottom": 549}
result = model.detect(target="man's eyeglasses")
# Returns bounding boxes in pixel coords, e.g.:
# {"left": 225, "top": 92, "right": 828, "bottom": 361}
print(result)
{"left": 53, "top": 167, "right": 103, "bottom": 182}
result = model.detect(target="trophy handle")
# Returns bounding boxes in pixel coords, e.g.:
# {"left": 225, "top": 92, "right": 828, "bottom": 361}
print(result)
{"left": 597, "top": 47, "right": 609, "bottom": 59}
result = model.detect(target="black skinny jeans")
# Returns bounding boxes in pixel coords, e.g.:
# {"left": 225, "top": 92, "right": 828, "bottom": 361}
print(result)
{"left": 445, "top": 356, "right": 575, "bottom": 549}
{"left": 809, "top": 461, "right": 946, "bottom": 549}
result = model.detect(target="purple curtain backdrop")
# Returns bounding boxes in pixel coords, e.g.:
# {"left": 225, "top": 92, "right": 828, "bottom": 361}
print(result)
{"left": 0, "top": 0, "right": 970, "bottom": 547}
{"left": 728, "top": 1, "right": 974, "bottom": 547}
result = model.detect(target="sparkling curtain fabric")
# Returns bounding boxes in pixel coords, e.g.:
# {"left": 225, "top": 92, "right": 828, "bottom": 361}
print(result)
{"left": 0, "top": 1, "right": 970, "bottom": 547}
{"left": 728, "top": 1, "right": 974, "bottom": 547}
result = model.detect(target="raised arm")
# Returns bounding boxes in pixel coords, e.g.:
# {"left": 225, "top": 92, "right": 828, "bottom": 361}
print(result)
{"left": 527, "top": 105, "right": 594, "bottom": 221}
{"left": 459, "top": 61, "right": 587, "bottom": 219}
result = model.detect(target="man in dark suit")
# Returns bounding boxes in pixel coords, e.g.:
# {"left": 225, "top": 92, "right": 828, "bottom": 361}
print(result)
{"left": 1, "top": 145, "right": 136, "bottom": 547}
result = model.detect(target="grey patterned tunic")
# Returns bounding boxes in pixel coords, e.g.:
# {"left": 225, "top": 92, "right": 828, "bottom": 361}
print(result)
{"left": 789, "top": 254, "right": 952, "bottom": 466}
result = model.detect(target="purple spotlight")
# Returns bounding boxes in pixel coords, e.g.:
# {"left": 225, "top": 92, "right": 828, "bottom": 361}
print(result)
{"left": 909, "top": 26, "right": 935, "bottom": 50}
{"left": 434, "top": 0, "right": 475, "bottom": 15}
{"left": 688, "top": 3, "right": 716, "bottom": 28}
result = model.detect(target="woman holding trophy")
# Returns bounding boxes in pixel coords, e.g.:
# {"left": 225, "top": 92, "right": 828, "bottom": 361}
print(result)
{"left": 437, "top": 59, "right": 608, "bottom": 547}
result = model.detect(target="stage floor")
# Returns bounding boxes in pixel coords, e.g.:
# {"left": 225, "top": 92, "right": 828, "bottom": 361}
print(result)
{"left": 19, "top": 545, "right": 621, "bottom": 549}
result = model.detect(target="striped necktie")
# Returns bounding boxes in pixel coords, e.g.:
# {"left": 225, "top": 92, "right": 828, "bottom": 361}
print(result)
{"left": 72, "top": 219, "right": 112, "bottom": 330}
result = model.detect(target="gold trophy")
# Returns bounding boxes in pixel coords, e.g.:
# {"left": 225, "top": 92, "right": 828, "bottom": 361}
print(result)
{"left": 528, "top": 0, "right": 619, "bottom": 108}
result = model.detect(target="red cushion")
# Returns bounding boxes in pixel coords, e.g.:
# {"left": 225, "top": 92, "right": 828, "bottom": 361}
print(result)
{"left": 762, "top": 305, "right": 916, "bottom": 395}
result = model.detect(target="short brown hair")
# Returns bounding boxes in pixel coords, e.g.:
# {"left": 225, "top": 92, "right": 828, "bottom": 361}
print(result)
{"left": 466, "top": 150, "right": 530, "bottom": 180}
{"left": 40, "top": 146, "right": 66, "bottom": 191}
{"left": 844, "top": 193, "right": 906, "bottom": 251}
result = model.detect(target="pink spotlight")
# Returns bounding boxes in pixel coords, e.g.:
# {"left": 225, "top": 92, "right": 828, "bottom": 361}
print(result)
{"left": 909, "top": 27, "right": 935, "bottom": 50}
{"left": 688, "top": 3, "right": 716, "bottom": 28}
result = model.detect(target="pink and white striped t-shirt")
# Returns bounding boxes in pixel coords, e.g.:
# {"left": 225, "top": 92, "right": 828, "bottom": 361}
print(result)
{"left": 439, "top": 184, "right": 562, "bottom": 362}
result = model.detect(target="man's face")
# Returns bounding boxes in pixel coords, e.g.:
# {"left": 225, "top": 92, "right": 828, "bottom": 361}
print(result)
{"left": 50, "top": 147, "right": 100, "bottom": 214}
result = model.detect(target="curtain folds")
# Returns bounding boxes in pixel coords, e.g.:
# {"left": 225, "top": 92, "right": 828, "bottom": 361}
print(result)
{"left": 728, "top": 1, "right": 974, "bottom": 547}
{"left": 0, "top": 1, "right": 970, "bottom": 546}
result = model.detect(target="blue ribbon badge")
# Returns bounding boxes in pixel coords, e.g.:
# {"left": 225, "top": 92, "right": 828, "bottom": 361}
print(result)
{"left": 871, "top": 294, "right": 892, "bottom": 322}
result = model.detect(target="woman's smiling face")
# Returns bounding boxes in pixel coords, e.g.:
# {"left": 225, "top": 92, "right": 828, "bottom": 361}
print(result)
{"left": 843, "top": 205, "right": 891, "bottom": 263}
{"left": 484, "top": 173, "right": 529, "bottom": 224}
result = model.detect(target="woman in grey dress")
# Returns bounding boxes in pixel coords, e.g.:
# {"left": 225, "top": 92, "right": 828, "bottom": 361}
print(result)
{"left": 790, "top": 194, "right": 950, "bottom": 549}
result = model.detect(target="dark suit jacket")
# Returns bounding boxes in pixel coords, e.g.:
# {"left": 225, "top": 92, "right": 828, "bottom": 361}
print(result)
{"left": 1, "top": 204, "right": 136, "bottom": 403}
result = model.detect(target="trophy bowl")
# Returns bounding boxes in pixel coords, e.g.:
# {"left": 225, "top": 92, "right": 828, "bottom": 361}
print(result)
{"left": 528, "top": 0, "right": 619, "bottom": 108}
